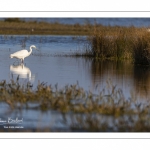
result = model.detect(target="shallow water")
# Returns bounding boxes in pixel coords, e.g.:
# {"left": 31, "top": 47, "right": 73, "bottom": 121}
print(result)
{"left": 0, "top": 35, "right": 150, "bottom": 131}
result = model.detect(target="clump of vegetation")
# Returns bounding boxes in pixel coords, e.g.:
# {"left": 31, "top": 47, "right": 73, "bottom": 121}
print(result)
{"left": 0, "top": 78, "right": 150, "bottom": 131}
{"left": 88, "top": 26, "right": 150, "bottom": 64}
{"left": 132, "top": 30, "right": 150, "bottom": 65}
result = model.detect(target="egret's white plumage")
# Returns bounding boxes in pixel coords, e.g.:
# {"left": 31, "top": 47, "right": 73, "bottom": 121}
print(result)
{"left": 10, "top": 45, "right": 36, "bottom": 63}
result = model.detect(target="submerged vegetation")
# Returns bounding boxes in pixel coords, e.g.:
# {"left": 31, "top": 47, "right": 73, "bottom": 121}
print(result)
{"left": 1, "top": 78, "right": 150, "bottom": 131}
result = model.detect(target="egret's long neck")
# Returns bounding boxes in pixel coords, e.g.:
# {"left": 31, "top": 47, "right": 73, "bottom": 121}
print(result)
{"left": 29, "top": 46, "right": 33, "bottom": 55}
{"left": 26, "top": 46, "right": 33, "bottom": 57}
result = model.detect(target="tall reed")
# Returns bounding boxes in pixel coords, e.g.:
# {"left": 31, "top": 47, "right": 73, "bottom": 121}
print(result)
{"left": 88, "top": 25, "right": 150, "bottom": 64}
{"left": 132, "top": 29, "right": 150, "bottom": 65}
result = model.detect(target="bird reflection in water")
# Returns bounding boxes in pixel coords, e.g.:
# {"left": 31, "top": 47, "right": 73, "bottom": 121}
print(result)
{"left": 10, "top": 64, "right": 35, "bottom": 82}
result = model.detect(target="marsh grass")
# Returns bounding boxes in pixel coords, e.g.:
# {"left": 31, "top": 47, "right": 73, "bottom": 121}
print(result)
{"left": 0, "top": 78, "right": 150, "bottom": 131}
{"left": 88, "top": 26, "right": 150, "bottom": 64}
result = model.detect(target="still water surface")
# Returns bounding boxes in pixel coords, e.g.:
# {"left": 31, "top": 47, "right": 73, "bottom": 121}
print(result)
{"left": 0, "top": 35, "right": 150, "bottom": 131}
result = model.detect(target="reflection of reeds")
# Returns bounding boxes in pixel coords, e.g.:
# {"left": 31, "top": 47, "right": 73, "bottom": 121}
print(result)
{"left": 68, "top": 112, "right": 150, "bottom": 132}
{"left": 0, "top": 78, "right": 150, "bottom": 131}
{"left": 90, "top": 59, "right": 133, "bottom": 84}
{"left": 89, "top": 59, "right": 150, "bottom": 101}
{"left": 133, "top": 65, "right": 150, "bottom": 99}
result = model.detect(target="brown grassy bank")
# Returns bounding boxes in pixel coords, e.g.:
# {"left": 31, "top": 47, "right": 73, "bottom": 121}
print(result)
{"left": 0, "top": 18, "right": 94, "bottom": 35}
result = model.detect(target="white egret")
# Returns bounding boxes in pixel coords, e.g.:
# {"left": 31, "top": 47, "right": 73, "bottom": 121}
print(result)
{"left": 10, "top": 45, "right": 36, "bottom": 63}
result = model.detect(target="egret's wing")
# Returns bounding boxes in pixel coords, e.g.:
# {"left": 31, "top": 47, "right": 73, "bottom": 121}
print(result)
{"left": 11, "top": 50, "right": 28, "bottom": 57}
